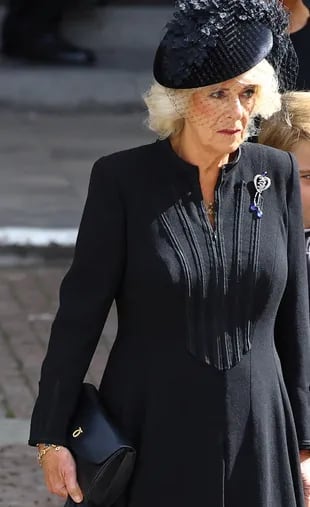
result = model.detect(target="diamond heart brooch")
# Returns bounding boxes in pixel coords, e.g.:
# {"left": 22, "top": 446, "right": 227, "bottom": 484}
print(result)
{"left": 249, "top": 172, "right": 271, "bottom": 219}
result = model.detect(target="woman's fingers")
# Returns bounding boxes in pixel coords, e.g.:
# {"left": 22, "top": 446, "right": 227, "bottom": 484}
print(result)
{"left": 43, "top": 456, "right": 66, "bottom": 496}
{"left": 50, "top": 482, "right": 68, "bottom": 499}
{"left": 41, "top": 446, "right": 83, "bottom": 503}
{"left": 45, "top": 469, "right": 68, "bottom": 499}
{"left": 304, "top": 485, "right": 310, "bottom": 507}
{"left": 300, "top": 452, "right": 310, "bottom": 507}
{"left": 63, "top": 462, "right": 83, "bottom": 503}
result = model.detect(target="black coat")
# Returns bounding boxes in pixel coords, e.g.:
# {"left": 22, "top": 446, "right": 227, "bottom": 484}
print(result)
{"left": 290, "top": 18, "right": 310, "bottom": 90}
{"left": 306, "top": 230, "right": 310, "bottom": 303}
{"left": 29, "top": 140, "right": 310, "bottom": 507}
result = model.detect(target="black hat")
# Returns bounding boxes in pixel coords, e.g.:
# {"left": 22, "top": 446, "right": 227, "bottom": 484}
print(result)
{"left": 153, "top": 0, "right": 297, "bottom": 91}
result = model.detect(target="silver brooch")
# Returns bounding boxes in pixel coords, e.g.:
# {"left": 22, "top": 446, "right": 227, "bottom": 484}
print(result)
{"left": 249, "top": 172, "right": 271, "bottom": 219}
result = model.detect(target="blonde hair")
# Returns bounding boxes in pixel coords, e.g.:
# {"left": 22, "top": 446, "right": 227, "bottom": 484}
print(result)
{"left": 143, "top": 59, "right": 281, "bottom": 139}
{"left": 258, "top": 91, "right": 310, "bottom": 151}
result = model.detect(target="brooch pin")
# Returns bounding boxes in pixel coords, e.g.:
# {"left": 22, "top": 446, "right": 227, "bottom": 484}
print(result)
{"left": 249, "top": 172, "right": 271, "bottom": 219}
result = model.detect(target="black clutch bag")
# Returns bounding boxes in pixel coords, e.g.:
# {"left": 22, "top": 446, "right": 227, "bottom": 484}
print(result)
{"left": 64, "top": 383, "right": 136, "bottom": 507}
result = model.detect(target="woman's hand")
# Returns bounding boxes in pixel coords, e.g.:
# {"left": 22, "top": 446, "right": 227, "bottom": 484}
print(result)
{"left": 300, "top": 450, "right": 310, "bottom": 507}
{"left": 39, "top": 445, "right": 83, "bottom": 503}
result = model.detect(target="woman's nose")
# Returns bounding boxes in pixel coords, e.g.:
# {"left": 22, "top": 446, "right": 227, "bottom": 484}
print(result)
{"left": 229, "top": 98, "right": 243, "bottom": 119}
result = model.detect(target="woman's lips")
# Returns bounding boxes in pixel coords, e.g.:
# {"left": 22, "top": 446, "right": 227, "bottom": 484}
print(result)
{"left": 218, "top": 129, "right": 241, "bottom": 135}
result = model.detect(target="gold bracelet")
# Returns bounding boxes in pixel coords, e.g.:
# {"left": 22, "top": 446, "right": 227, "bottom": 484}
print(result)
{"left": 36, "top": 444, "right": 62, "bottom": 466}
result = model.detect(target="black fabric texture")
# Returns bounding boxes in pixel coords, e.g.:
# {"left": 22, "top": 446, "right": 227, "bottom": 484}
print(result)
{"left": 5, "top": 0, "right": 72, "bottom": 32}
{"left": 290, "top": 18, "right": 310, "bottom": 90}
{"left": 29, "top": 140, "right": 310, "bottom": 507}
{"left": 305, "top": 229, "right": 310, "bottom": 311}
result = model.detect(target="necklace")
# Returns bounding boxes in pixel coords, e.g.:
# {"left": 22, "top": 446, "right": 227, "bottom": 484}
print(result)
{"left": 205, "top": 201, "right": 216, "bottom": 217}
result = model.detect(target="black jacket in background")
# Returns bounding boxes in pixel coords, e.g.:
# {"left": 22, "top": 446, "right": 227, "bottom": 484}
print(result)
{"left": 305, "top": 230, "right": 310, "bottom": 301}
{"left": 291, "top": 18, "right": 310, "bottom": 90}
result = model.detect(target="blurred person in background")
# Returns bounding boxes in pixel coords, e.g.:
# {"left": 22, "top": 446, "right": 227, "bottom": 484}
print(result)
{"left": 259, "top": 91, "right": 310, "bottom": 294}
{"left": 1, "top": 0, "right": 96, "bottom": 65}
{"left": 283, "top": 0, "right": 310, "bottom": 89}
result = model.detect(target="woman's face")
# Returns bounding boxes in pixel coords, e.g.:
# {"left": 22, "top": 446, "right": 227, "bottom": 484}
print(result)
{"left": 292, "top": 139, "right": 310, "bottom": 229}
{"left": 185, "top": 75, "right": 258, "bottom": 155}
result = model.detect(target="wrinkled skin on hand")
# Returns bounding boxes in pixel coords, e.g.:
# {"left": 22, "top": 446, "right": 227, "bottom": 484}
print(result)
{"left": 300, "top": 451, "right": 310, "bottom": 507}
{"left": 39, "top": 445, "right": 83, "bottom": 504}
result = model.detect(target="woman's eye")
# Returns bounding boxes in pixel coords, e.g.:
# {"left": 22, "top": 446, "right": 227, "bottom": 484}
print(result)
{"left": 301, "top": 174, "right": 310, "bottom": 180}
{"left": 242, "top": 88, "right": 256, "bottom": 99}
{"left": 210, "top": 90, "right": 226, "bottom": 99}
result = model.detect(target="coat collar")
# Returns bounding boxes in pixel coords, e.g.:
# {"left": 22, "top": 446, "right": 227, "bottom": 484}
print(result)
{"left": 155, "top": 137, "right": 241, "bottom": 178}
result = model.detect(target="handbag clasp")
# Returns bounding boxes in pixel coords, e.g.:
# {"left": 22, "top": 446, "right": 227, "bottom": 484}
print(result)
{"left": 72, "top": 427, "right": 83, "bottom": 438}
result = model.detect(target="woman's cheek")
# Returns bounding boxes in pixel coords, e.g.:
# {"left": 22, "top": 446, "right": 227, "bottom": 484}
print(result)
{"left": 300, "top": 179, "right": 310, "bottom": 229}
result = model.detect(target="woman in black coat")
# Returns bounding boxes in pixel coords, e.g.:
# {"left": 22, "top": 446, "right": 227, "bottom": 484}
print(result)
{"left": 258, "top": 91, "right": 310, "bottom": 301}
{"left": 283, "top": 0, "right": 310, "bottom": 90}
{"left": 29, "top": 0, "right": 310, "bottom": 506}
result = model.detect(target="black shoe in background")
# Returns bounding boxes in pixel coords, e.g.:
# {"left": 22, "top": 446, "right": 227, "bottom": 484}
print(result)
{"left": 2, "top": 16, "right": 96, "bottom": 65}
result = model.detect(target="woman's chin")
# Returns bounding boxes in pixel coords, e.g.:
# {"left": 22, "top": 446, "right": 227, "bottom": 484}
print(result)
{"left": 216, "top": 139, "right": 243, "bottom": 154}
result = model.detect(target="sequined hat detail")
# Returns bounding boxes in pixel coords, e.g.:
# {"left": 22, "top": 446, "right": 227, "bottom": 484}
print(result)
{"left": 153, "top": 0, "right": 298, "bottom": 91}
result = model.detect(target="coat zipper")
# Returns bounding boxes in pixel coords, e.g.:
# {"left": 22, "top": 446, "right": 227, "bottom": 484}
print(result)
{"left": 199, "top": 169, "right": 225, "bottom": 288}
{"left": 200, "top": 171, "right": 232, "bottom": 369}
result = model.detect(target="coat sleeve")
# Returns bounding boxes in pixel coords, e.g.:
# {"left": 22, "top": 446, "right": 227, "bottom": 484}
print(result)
{"left": 29, "top": 157, "right": 126, "bottom": 446}
{"left": 275, "top": 153, "right": 310, "bottom": 450}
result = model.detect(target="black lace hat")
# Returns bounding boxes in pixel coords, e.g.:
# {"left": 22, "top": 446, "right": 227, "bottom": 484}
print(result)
{"left": 153, "top": 0, "right": 298, "bottom": 91}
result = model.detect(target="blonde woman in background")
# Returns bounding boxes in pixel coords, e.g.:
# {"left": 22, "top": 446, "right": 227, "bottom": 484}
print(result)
{"left": 259, "top": 91, "right": 310, "bottom": 274}
{"left": 259, "top": 91, "right": 310, "bottom": 505}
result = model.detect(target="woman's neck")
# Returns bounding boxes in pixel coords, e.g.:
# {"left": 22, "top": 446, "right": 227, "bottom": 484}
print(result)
{"left": 285, "top": 0, "right": 310, "bottom": 33}
{"left": 170, "top": 131, "right": 230, "bottom": 175}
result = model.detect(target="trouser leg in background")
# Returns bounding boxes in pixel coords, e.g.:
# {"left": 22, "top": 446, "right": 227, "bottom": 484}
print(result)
{"left": 2, "top": 0, "right": 96, "bottom": 65}
{"left": 5, "top": 0, "right": 64, "bottom": 31}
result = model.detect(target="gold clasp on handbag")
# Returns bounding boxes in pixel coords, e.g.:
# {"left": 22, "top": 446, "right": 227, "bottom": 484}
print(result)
{"left": 72, "top": 427, "right": 83, "bottom": 438}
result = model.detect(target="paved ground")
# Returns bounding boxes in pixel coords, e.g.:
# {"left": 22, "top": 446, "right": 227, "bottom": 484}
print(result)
{"left": 0, "top": 110, "right": 153, "bottom": 229}
{"left": 0, "top": 262, "right": 118, "bottom": 506}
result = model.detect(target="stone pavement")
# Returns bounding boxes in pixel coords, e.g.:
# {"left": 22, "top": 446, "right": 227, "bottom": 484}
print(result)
{"left": 0, "top": 262, "right": 118, "bottom": 506}
{"left": 0, "top": 110, "right": 153, "bottom": 230}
